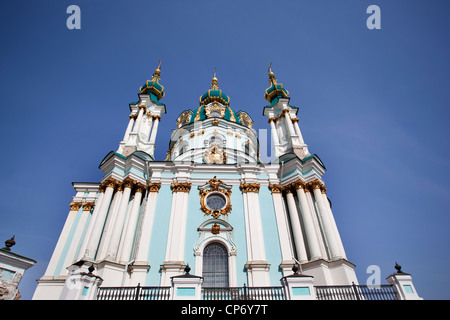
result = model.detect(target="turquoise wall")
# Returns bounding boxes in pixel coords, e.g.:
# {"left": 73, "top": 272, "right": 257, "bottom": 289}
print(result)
{"left": 144, "top": 184, "right": 171, "bottom": 286}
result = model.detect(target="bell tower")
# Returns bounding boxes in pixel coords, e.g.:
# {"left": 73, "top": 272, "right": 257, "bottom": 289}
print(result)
{"left": 263, "top": 63, "right": 309, "bottom": 161}
{"left": 117, "top": 61, "right": 166, "bottom": 158}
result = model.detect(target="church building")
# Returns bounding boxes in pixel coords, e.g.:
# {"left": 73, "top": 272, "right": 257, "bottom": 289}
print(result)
{"left": 32, "top": 63, "right": 419, "bottom": 300}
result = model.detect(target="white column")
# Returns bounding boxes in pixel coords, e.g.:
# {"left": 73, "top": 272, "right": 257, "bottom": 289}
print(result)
{"left": 283, "top": 110, "right": 297, "bottom": 138}
{"left": 123, "top": 114, "right": 136, "bottom": 142}
{"left": 241, "top": 183, "right": 270, "bottom": 286}
{"left": 118, "top": 184, "right": 145, "bottom": 263}
{"left": 77, "top": 191, "right": 105, "bottom": 261}
{"left": 106, "top": 180, "right": 134, "bottom": 260}
{"left": 284, "top": 190, "right": 308, "bottom": 263}
{"left": 164, "top": 183, "right": 191, "bottom": 262}
{"left": 149, "top": 115, "right": 160, "bottom": 144}
{"left": 321, "top": 188, "right": 347, "bottom": 259}
{"left": 134, "top": 183, "right": 161, "bottom": 263}
{"left": 60, "top": 204, "right": 92, "bottom": 274}
{"left": 311, "top": 181, "right": 341, "bottom": 260}
{"left": 84, "top": 179, "right": 117, "bottom": 261}
{"left": 294, "top": 183, "right": 322, "bottom": 260}
{"left": 132, "top": 105, "right": 146, "bottom": 134}
{"left": 293, "top": 119, "right": 305, "bottom": 144}
{"left": 41, "top": 204, "right": 80, "bottom": 279}
{"left": 269, "top": 185, "right": 295, "bottom": 275}
{"left": 269, "top": 118, "right": 280, "bottom": 145}
{"left": 161, "top": 182, "right": 191, "bottom": 286}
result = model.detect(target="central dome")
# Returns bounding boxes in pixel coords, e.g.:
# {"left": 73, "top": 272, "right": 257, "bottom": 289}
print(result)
{"left": 199, "top": 75, "right": 230, "bottom": 106}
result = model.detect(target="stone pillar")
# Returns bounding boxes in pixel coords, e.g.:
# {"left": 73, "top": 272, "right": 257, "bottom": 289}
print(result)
{"left": 386, "top": 264, "right": 423, "bottom": 300}
{"left": 284, "top": 188, "right": 308, "bottom": 263}
{"left": 294, "top": 181, "right": 322, "bottom": 260}
{"left": 280, "top": 266, "right": 316, "bottom": 300}
{"left": 118, "top": 183, "right": 146, "bottom": 263}
{"left": 149, "top": 115, "right": 161, "bottom": 144}
{"left": 282, "top": 109, "right": 297, "bottom": 138}
{"left": 105, "top": 178, "right": 135, "bottom": 261}
{"left": 269, "top": 184, "right": 295, "bottom": 274}
{"left": 84, "top": 178, "right": 118, "bottom": 261}
{"left": 161, "top": 182, "right": 192, "bottom": 286}
{"left": 310, "top": 180, "right": 341, "bottom": 260}
{"left": 134, "top": 183, "right": 161, "bottom": 263}
{"left": 42, "top": 202, "right": 82, "bottom": 278}
{"left": 132, "top": 105, "right": 146, "bottom": 134}
{"left": 59, "top": 264, "right": 103, "bottom": 300}
{"left": 171, "top": 266, "right": 203, "bottom": 300}
{"left": 123, "top": 114, "right": 136, "bottom": 142}
{"left": 320, "top": 186, "right": 347, "bottom": 259}
{"left": 268, "top": 117, "right": 280, "bottom": 145}
{"left": 241, "top": 183, "right": 270, "bottom": 286}
{"left": 76, "top": 188, "right": 105, "bottom": 261}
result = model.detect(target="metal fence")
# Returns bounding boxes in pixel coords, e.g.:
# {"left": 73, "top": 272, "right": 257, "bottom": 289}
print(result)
{"left": 97, "top": 284, "right": 171, "bottom": 300}
{"left": 202, "top": 285, "right": 285, "bottom": 300}
{"left": 315, "top": 283, "right": 397, "bottom": 300}
{"left": 97, "top": 283, "right": 397, "bottom": 300}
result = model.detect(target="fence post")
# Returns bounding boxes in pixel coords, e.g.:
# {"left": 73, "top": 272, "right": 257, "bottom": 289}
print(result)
{"left": 243, "top": 283, "right": 248, "bottom": 299}
{"left": 352, "top": 282, "right": 360, "bottom": 300}
{"left": 170, "top": 265, "right": 203, "bottom": 300}
{"left": 386, "top": 263, "right": 422, "bottom": 300}
{"left": 135, "top": 283, "right": 141, "bottom": 300}
{"left": 280, "top": 266, "right": 316, "bottom": 300}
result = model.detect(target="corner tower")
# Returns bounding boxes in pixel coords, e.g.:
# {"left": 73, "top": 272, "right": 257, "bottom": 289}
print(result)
{"left": 117, "top": 61, "right": 167, "bottom": 158}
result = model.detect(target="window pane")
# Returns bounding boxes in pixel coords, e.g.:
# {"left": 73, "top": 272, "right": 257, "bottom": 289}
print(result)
{"left": 202, "top": 243, "right": 229, "bottom": 287}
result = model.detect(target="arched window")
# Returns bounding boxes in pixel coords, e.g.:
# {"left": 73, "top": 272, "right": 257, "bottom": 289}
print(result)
{"left": 202, "top": 242, "right": 229, "bottom": 287}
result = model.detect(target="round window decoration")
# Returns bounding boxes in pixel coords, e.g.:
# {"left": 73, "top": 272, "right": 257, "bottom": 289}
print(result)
{"left": 199, "top": 177, "right": 232, "bottom": 219}
{"left": 206, "top": 193, "right": 227, "bottom": 211}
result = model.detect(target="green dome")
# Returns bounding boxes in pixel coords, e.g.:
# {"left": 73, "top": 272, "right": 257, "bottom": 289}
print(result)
{"left": 264, "top": 66, "right": 289, "bottom": 103}
{"left": 139, "top": 62, "right": 165, "bottom": 101}
{"left": 199, "top": 76, "right": 230, "bottom": 106}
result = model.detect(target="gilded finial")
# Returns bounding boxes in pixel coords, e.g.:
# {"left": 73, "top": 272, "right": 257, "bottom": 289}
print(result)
{"left": 268, "top": 62, "right": 275, "bottom": 79}
{"left": 211, "top": 67, "right": 219, "bottom": 89}
{"left": 154, "top": 60, "right": 161, "bottom": 76}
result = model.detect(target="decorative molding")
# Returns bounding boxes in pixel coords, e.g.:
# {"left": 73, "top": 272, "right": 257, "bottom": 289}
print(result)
{"left": 101, "top": 177, "right": 120, "bottom": 190}
{"left": 268, "top": 184, "right": 284, "bottom": 194}
{"left": 82, "top": 202, "right": 95, "bottom": 211}
{"left": 171, "top": 182, "right": 192, "bottom": 193}
{"left": 122, "top": 178, "right": 136, "bottom": 189}
{"left": 69, "top": 202, "right": 94, "bottom": 211}
{"left": 199, "top": 177, "right": 232, "bottom": 218}
{"left": 135, "top": 183, "right": 147, "bottom": 193}
{"left": 211, "top": 223, "right": 220, "bottom": 235}
{"left": 308, "top": 179, "right": 323, "bottom": 190}
{"left": 240, "top": 183, "right": 260, "bottom": 193}
{"left": 148, "top": 182, "right": 162, "bottom": 192}
{"left": 69, "top": 202, "right": 81, "bottom": 211}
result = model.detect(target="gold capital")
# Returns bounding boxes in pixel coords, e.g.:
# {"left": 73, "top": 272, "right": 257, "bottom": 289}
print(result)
{"left": 269, "top": 184, "right": 284, "bottom": 194}
{"left": 148, "top": 182, "right": 162, "bottom": 192}
{"left": 171, "top": 182, "right": 192, "bottom": 193}
{"left": 240, "top": 183, "right": 260, "bottom": 193}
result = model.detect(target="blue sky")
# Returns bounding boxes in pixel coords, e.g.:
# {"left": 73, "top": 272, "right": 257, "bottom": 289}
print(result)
{"left": 0, "top": 0, "right": 449, "bottom": 300}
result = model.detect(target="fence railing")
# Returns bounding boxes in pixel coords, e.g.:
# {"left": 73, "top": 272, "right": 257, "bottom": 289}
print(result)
{"left": 96, "top": 283, "right": 397, "bottom": 300}
{"left": 97, "top": 284, "right": 171, "bottom": 300}
{"left": 315, "top": 283, "right": 397, "bottom": 300}
{"left": 202, "top": 285, "right": 285, "bottom": 300}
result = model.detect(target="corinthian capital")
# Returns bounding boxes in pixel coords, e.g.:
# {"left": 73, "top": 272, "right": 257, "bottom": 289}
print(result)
{"left": 240, "top": 183, "right": 260, "bottom": 193}
{"left": 308, "top": 179, "right": 323, "bottom": 190}
{"left": 171, "top": 182, "right": 192, "bottom": 193}
{"left": 148, "top": 182, "right": 162, "bottom": 192}
{"left": 269, "top": 184, "right": 284, "bottom": 194}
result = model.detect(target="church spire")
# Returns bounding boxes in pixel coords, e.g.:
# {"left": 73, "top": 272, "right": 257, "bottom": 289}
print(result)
{"left": 139, "top": 60, "right": 165, "bottom": 101}
{"left": 264, "top": 63, "right": 289, "bottom": 103}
